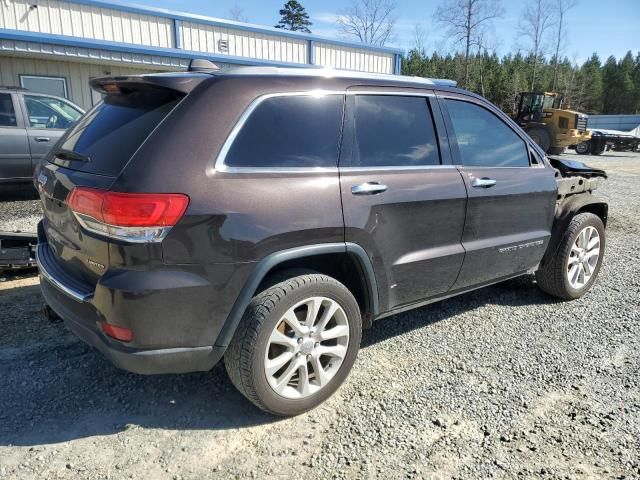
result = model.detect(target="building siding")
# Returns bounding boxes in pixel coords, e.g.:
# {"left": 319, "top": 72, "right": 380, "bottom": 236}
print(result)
{"left": 314, "top": 42, "right": 394, "bottom": 74}
{"left": 1, "top": 0, "right": 399, "bottom": 74}
{"left": 0, "top": 0, "right": 174, "bottom": 48}
{"left": 180, "top": 21, "right": 308, "bottom": 65}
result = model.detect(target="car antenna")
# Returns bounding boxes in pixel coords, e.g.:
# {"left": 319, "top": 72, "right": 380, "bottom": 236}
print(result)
{"left": 187, "top": 59, "right": 220, "bottom": 73}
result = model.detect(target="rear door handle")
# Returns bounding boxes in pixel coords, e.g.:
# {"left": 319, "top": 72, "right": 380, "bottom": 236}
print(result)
{"left": 351, "top": 182, "right": 388, "bottom": 195}
{"left": 34, "top": 137, "right": 50, "bottom": 142}
{"left": 471, "top": 177, "right": 497, "bottom": 188}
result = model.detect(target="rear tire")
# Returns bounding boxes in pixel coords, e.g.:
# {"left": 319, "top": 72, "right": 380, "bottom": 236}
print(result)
{"left": 225, "top": 272, "right": 362, "bottom": 416}
{"left": 535, "top": 213, "right": 605, "bottom": 300}
{"left": 575, "top": 141, "right": 591, "bottom": 155}
{"left": 527, "top": 127, "right": 552, "bottom": 153}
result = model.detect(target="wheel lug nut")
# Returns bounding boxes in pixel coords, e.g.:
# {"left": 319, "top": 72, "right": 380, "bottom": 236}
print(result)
{"left": 297, "top": 338, "right": 303, "bottom": 344}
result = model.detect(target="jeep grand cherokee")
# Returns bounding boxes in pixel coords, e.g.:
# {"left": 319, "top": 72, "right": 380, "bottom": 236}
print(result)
{"left": 34, "top": 62, "right": 607, "bottom": 415}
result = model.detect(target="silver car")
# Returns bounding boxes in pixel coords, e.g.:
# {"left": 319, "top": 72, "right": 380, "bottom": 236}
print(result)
{"left": 0, "top": 87, "right": 84, "bottom": 184}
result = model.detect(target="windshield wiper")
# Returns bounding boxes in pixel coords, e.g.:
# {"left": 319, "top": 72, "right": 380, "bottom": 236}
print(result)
{"left": 54, "top": 148, "right": 90, "bottom": 162}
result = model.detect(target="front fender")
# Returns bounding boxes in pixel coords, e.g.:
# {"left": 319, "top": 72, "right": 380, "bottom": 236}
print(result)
{"left": 540, "top": 193, "right": 608, "bottom": 268}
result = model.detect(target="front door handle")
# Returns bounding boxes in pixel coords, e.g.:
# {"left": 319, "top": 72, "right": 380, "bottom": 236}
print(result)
{"left": 471, "top": 177, "right": 497, "bottom": 188}
{"left": 351, "top": 182, "right": 388, "bottom": 195}
{"left": 34, "top": 137, "right": 50, "bottom": 142}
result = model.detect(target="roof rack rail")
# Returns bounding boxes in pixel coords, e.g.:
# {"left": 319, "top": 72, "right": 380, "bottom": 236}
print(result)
{"left": 217, "top": 65, "right": 457, "bottom": 87}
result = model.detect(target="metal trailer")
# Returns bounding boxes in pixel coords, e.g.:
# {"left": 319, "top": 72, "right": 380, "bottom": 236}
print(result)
{"left": 0, "top": 231, "right": 37, "bottom": 270}
{"left": 573, "top": 129, "right": 640, "bottom": 155}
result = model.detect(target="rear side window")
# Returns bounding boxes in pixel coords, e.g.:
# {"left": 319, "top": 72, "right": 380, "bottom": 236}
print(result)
{"left": 445, "top": 99, "right": 530, "bottom": 167}
{"left": 55, "top": 88, "right": 183, "bottom": 176}
{"left": 0, "top": 93, "right": 17, "bottom": 127}
{"left": 224, "top": 95, "right": 343, "bottom": 168}
{"left": 350, "top": 95, "right": 440, "bottom": 168}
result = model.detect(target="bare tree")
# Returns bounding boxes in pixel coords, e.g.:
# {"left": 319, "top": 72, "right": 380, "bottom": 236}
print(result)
{"left": 336, "top": 0, "right": 397, "bottom": 47}
{"left": 435, "top": 0, "right": 503, "bottom": 88}
{"left": 551, "top": 0, "right": 578, "bottom": 91}
{"left": 413, "top": 23, "right": 427, "bottom": 54}
{"left": 520, "top": 0, "right": 554, "bottom": 90}
{"left": 228, "top": 5, "right": 248, "bottom": 23}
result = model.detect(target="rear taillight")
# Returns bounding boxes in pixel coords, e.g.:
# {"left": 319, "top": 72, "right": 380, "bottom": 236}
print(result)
{"left": 67, "top": 187, "right": 189, "bottom": 243}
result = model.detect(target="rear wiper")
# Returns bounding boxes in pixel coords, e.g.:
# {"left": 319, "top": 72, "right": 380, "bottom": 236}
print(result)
{"left": 54, "top": 148, "right": 90, "bottom": 162}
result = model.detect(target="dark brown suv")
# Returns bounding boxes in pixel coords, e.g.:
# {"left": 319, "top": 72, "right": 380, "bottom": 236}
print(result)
{"left": 34, "top": 63, "right": 608, "bottom": 415}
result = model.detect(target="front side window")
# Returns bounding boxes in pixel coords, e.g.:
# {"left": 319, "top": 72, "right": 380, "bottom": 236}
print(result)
{"left": 350, "top": 95, "right": 440, "bottom": 167}
{"left": 0, "top": 93, "right": 17, "bottom": 127}
{"left": 224, "top": 95, "right": 344, "bottom": 168}
{"left": 445, "top": 99, "right": 530, "bottom": 167}
{"left": 20, "top": 75, "right": 68, "bottom": 98}
{"left": 24, "top": 95, "right": 83, "bottom": 129}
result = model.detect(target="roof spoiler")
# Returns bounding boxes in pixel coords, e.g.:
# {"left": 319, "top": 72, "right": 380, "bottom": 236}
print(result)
{"left": 90, "top": 72, "right": 210, "bottom": 95}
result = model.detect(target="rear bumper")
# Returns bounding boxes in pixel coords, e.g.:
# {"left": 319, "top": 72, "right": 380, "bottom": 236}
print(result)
{"left": 36, "top": 239, "right": 226, "bottom": 374}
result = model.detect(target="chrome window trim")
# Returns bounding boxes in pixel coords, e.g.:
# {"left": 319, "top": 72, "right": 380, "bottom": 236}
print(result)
{"left": 213, "top": 90, "right": 438, "bottom": 174}
{"left": 213, "top": 90, "right": 345, "bottom": 173}
{"left": 340, "top": 165, "right": 455, "bottom": 172}
{"left": 439, "top": 94, "right": 544, "bottom": 169}
{"left": 346, "top": 90, "right": 434, "bottom": 97}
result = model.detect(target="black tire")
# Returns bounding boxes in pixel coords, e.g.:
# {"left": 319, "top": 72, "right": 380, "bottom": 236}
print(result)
{"left": 224, "top": 272, "right": 362, "bottom": 416}
{"left": 535, "top": 213, "right": 605, "bottom": 300}
{"left": 575, "top": 141, "right": 591, "bottom": 155}
{"left": 527, "top": 127, "right": 552, "bottom": 153}
{"left": 548, "top": 146, "right": 565, "bottom": 155}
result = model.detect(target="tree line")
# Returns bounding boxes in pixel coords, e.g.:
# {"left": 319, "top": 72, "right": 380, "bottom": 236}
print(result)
{"left": 403, "top": 50, "right": 640, "bottom": 115}
{"left": 230, "top": 0, "right": 640, "bottom": 115}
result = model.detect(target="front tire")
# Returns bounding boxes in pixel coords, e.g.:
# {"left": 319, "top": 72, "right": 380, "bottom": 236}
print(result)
{"left": 225, "top": 272, "right": 362, "bottom": 416}
{"left": 535, "top": 213, "right": 605, "bottom": 300}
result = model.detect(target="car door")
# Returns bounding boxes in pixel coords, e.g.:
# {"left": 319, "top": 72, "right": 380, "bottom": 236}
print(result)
{"left": 438, "top": 93, "right": 557, "bottom": 290}
{"left": 339, "top": 89, "right": 468, "bottom": 312}
{"left": 20, "top": 94, "right": 83, "bottom": 169}
{"left": 0, "top": 92, "right": 31, "bottom": 181}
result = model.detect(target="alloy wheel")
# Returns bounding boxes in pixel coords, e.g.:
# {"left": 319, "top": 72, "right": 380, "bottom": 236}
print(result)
{"left": 567, "top": 226, "right": 600, "bottom": 289}
{"left": 264, "top": 297, "right": 350, "bottom": 399}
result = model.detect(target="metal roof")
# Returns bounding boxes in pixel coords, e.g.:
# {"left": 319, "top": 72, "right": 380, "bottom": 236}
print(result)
{"left": 66, "top": 0, "right": 404, "bottom": 55}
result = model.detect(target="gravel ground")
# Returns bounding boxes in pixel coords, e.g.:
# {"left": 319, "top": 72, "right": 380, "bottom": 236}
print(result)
{"left": 0, "top": 151, "right": 639, "bottom": 480}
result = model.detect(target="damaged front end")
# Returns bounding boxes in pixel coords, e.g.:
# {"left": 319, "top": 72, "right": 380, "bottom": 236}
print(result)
{"left": 540, "top": 156, "right": 608, "bottom": 264}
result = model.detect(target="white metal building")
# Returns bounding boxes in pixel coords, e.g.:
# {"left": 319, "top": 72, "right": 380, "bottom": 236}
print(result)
{"left": 0, "top": 0, "right": 403, "bottom": 109}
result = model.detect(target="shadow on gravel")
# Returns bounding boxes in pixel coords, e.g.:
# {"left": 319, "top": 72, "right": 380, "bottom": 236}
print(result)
{"left": 361, "top": 275, "right": 561, "bottom": 348}
{"left": 0, "top": 275, "right": 560, "bottom": 447}
{"left": 0, "top": 184, "right": 38, "bottom": 202}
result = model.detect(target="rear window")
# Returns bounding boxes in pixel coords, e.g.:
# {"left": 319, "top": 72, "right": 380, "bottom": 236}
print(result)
{"left": 53, "top": 88, "right": 183, "bottom": 176}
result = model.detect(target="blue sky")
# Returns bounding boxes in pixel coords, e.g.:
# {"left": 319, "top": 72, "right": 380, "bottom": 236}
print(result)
{"left": 133, "top": 0, "right": 638, "bottom": 63}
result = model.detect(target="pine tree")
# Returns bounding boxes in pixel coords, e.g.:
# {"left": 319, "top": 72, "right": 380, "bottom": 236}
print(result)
{"left": 275, "top": 1, "right": 312, "bottom": 33}
{"left": 633, "top": 52, "right": 640, "bottom": 113}
{"left": 602, "top": 55, "right": 621, "bottom": 114}
{"left": 618, "top": 51, "right": 636, "bottom": 114}
{"left": 577, "top": 54, "right": 603, "bottom": 113}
